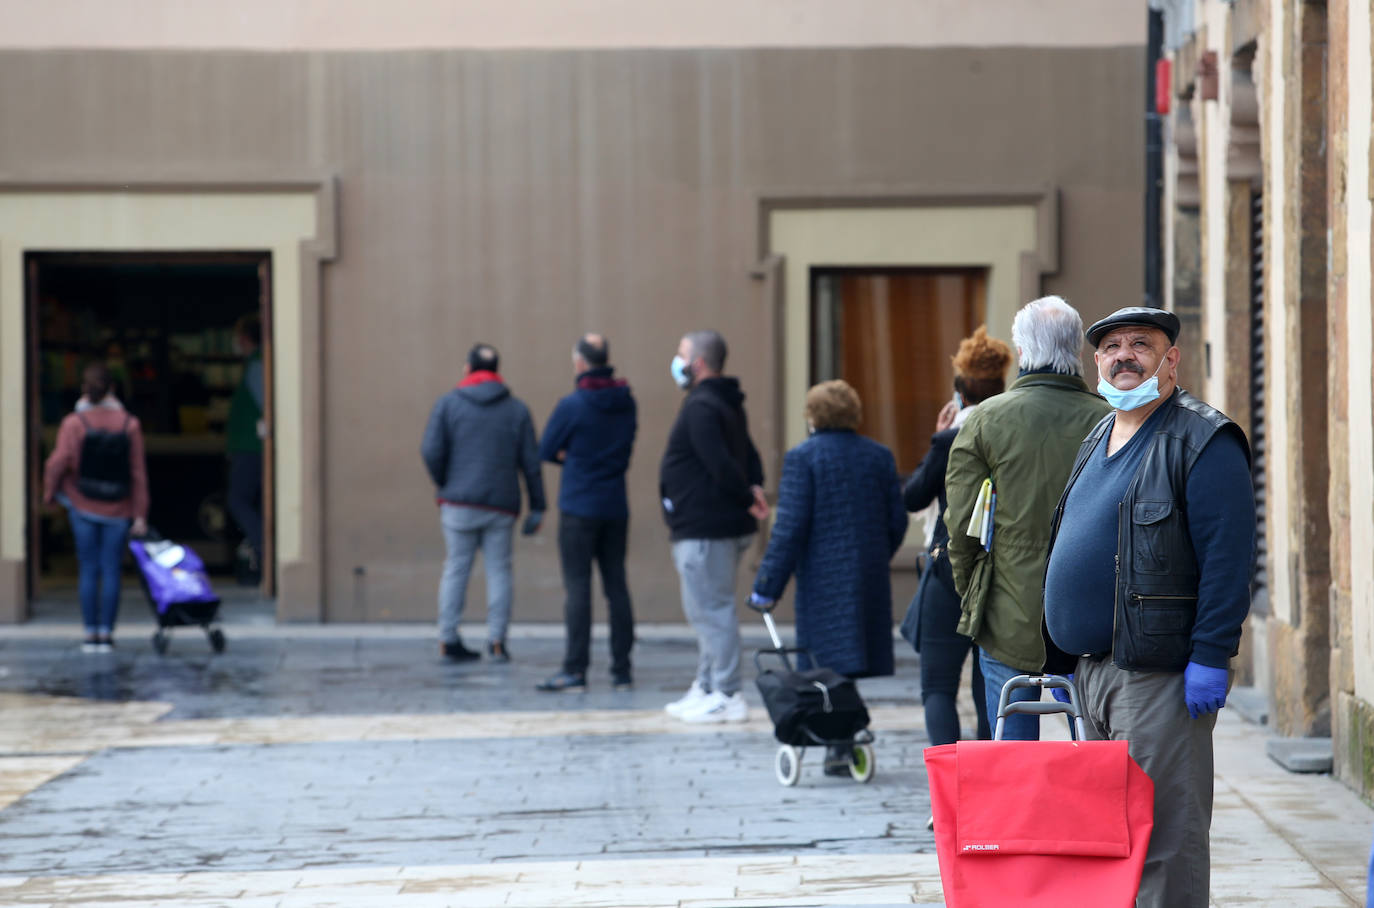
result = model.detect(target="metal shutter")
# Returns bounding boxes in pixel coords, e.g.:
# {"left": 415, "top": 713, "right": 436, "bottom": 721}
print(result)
{"left": 1249, "top": 190, "right": 1269, "bottom": 616}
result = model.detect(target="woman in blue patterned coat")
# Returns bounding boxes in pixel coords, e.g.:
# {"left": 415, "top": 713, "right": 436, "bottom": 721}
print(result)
{"left": 750, "top": 380, "right": 908, "bottom": 680}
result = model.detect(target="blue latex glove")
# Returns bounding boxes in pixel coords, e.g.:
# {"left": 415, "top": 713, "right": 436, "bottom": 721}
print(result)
{"left": 748, "top": 592, "right": 775, "bottom": 606}
{"left": 1183, "top": 661, "right": 1228, "bottom": 719}
{"left": 521, "top": 510, "right": 544, "bottom": 536}
{"left": 1051, "top": 673, "right": 1074, "bottom": 704}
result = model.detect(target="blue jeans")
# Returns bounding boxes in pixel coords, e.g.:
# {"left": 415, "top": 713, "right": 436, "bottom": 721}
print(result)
{"left": 980, "top": 649, "right": 1042, "bottom": 741}
{"left": 68, "top": 509, "right": 130, "bottom": 635}
{"left": 438, "top": 504, "right": 516, "bottom": 644}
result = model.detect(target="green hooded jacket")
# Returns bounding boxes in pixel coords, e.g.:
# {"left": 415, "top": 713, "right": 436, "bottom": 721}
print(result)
{"left": 943, "top": 372, "right": 1110, "bottom": 671}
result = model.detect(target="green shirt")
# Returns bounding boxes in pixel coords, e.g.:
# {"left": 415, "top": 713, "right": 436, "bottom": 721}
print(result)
{"left": 226, "top": 352, "right": 264, "bottom": 454}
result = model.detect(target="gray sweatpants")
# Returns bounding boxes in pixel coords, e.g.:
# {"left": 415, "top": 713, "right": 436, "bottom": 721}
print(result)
{"left": 671, "top": 535, "right": 753, "bottom": 696}
{"left": 1074, "top": 656, "right": 1223, "bottom": 908}
{"left": 438, "top": 504, "right": 516, "bottom": 645}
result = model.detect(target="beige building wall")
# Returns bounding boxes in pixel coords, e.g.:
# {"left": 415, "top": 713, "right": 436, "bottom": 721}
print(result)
{"left": 0, "top": 0, "right": 1143, "bottom": 50}
{"left": 0, "top": 39, "right": 1146, "bottom": 624}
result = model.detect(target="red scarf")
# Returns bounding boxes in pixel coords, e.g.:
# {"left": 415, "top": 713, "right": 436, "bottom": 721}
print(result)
{"left": 458, "top": 370, "right": 504, "bottom": 388}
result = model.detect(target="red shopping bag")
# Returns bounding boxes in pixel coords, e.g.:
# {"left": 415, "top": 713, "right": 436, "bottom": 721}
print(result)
{"left": 925, "top": 739, "right": 1154, "bottom": 908}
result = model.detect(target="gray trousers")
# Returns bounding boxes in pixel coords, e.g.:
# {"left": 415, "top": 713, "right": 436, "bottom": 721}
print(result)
{"left": 671, "top": 535, "right": 753, "bottom": 696}
{"left": 1075, "top": 656, "right": 1222, "bottom": 908}
{"left": 438, "top": 504, "right": 516, "bottom": 645}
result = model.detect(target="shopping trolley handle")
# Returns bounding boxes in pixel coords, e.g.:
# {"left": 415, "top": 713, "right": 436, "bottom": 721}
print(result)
{"left": 746, "top": 596, "right": 778, "bottom": 614}
{"left": 994, "top": 673, "right": 1088, "bottom": 741}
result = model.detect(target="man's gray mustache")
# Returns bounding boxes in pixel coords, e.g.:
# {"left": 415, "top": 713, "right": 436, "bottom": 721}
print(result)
{"left": 1111, "top": 361, "right": 1145, "bottom": 377}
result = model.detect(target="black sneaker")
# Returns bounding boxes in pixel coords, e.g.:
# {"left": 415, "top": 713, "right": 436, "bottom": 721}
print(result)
{"left": 441, "top": 640, "right": 481, "bottom": 662}
{"left": 486, "top": 640, "right": 511, "bottom": 663}
{"left": 535, "top": 672, "right": 587, "bottom": 692}
{"left": 611, "top": 671, "right": 633, "bottom": 691}
{"left": 81, "top": 635, "right": 101, "bottom": 654}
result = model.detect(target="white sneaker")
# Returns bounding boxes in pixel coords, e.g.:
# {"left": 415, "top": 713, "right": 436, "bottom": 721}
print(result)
{"left": 664, "top": 681, "right": 710, "bottom": 717}
{"left": 680, "top": 691, "right": 749, "bottom": 724}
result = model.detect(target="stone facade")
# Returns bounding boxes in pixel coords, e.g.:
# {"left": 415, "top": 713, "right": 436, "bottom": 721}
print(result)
{"left": 1159, "top": 0, "right": 1374, "bottom": 801}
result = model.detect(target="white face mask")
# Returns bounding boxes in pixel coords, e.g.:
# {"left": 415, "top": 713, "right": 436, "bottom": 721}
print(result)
{"left": 670, "top": 355, "right": 693, "bottom": 390}
{"left": 1096, "top": 353, "right": 1167, "bottom": 411}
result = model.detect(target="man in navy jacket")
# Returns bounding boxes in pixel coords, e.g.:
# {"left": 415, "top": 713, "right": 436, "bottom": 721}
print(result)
{"left": 535, "top": 334, "right": 638, "bottom": 692}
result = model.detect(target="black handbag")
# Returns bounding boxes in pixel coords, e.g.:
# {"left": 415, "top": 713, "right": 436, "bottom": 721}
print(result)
{"left": 900, "top": 544, "right": 945, "bottom": 652}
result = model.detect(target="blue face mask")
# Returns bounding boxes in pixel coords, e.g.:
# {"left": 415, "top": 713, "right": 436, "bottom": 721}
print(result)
{"left": 1097, "top": 354, "right": 1167, "bottom": 411}
{"left": 670, "top": 355, "right": 693, "bottom": 390}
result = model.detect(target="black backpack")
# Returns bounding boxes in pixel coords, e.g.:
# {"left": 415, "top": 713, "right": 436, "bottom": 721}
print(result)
{"left": 76, "top": 412, "right": 132, "bottom": 501}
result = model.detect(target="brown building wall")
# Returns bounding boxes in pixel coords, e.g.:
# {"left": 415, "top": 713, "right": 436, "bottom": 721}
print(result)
{"left": 0, "top": 46, "right": 1144, "bottom": 622}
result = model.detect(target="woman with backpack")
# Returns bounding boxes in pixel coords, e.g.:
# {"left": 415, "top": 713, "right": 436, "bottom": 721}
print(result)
{"left": 42, "top": 363, "right": 149, "bottom": 652}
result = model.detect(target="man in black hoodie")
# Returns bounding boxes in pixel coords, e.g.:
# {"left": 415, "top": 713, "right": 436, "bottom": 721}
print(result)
{"left": 421, "top": 344, "right": 546, "bottom": 663}
{"left": 535, "top": 334, "right": 638, "bottom": 693}
{"left": 659, "top": 330, "right": 769, "bottom": 723}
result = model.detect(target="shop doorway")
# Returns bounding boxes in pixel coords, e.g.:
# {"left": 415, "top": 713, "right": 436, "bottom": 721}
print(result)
{"left": 810, "top": 267, "right": 986, "bottom": 474}
{"left": 25, "top": 252, "right": 274, "bottom": 607}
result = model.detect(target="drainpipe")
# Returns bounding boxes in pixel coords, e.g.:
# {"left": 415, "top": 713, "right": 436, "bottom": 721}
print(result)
{"left": 1145, "top": 8, "right": 1165, "bottom": 306}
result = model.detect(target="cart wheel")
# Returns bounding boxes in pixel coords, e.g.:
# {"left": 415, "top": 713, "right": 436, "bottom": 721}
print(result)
{"left": 208, "top": 628, "right": 226, "bottom": 654}
{"left": 849, "top": 743, "right": 875, "bottom": 783}
{"left": 152, "top": 631, "right": 168, "bottom": 656}
{"left": 775, "top": 745, "right": 803, "bottom": 787}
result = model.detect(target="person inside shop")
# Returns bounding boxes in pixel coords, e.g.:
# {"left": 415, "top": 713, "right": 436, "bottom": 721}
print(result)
{"left": 226, "top": 313, "right": 265, "bottom": 580}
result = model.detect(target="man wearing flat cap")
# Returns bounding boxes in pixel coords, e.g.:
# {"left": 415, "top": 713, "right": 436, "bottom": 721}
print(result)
{"left": 1042, "top": 306, "right": 1256, "bottom": 907}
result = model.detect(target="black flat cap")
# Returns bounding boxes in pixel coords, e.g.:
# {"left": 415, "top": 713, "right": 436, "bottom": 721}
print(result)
{"left": 1086, "top": 307, "right": 1181, "bottom": 348}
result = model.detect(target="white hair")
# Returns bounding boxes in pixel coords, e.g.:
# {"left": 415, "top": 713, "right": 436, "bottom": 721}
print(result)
{"left": 1012, "top": 296, "right": 1085, "bottom": 376}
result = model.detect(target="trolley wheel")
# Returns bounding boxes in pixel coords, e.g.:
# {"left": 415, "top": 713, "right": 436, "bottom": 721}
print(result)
{"left": 775, "top": 745, "right": 803, "bottom": 787}
{"left": 152, "top": 630, "right": 169, "bottom": 656}
{"left": 208, "top": 628, "right": 226, "bottom": 654}
{"left": 849, "top": 743, "right": 875, "bottom": 783}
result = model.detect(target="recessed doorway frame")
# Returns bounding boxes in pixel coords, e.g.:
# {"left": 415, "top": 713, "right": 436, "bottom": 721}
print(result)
{"left": 754, "top": 186, "right": 1059, "bottom": 459}
{"left": 24, "top": 249, "right": 277, "bottom": 602}
{"left": 751, "top": 186, "right": 1059, "bottom": 563}
{"left": 0, "top": 177, "right": 337, "bottom": 623}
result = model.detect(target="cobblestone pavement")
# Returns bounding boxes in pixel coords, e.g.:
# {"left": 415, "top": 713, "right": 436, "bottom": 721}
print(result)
{"left": 0, "top": 620, "right": 1368, "bottom": 906}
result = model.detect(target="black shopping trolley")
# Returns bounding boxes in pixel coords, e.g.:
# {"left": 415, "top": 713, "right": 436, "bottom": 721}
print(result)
{"left": 748, "top": 598, "right": 874, "bottom": 786}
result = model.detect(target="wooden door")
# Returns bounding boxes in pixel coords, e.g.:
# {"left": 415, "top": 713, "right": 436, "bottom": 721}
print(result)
{"left": 811, "top": 268, "right": 986, "bottom": 474}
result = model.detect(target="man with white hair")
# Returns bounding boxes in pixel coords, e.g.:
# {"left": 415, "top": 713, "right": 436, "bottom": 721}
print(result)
{"left": 944, "top": 297, "right": 1110, "bottom": 739}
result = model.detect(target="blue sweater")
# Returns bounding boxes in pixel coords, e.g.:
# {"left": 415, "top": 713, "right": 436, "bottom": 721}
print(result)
{"left": 753, "top": 430, "right": 908, "bottom": 678}
{"left": 1044, "top": 405, "right": 1254, "bottom": 667}
{"left": 538, "top": 368, "right": 637, "bottom": 520}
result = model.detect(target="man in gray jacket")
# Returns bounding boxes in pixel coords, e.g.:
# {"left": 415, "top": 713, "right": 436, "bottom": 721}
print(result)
{"left": 421, "top": 344, "right": 546, "bottom": 662}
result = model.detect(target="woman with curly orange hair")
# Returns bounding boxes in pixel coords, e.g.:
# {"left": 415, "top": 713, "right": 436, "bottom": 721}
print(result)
{"left": 902, "top": 326, "right": 1013, "bottom": 750}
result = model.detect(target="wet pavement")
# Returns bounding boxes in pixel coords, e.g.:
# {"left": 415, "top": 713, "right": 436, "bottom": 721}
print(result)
{"left": 0, "top": 618, "right": 1368, "bottom": 906}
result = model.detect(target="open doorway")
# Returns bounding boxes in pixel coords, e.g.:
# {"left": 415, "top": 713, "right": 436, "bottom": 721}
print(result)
{"left": 25, "top": 252, "right": 274, "bottom": 610}
{"left": 810, "top": 266, "right": 987, "bottom": 474}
